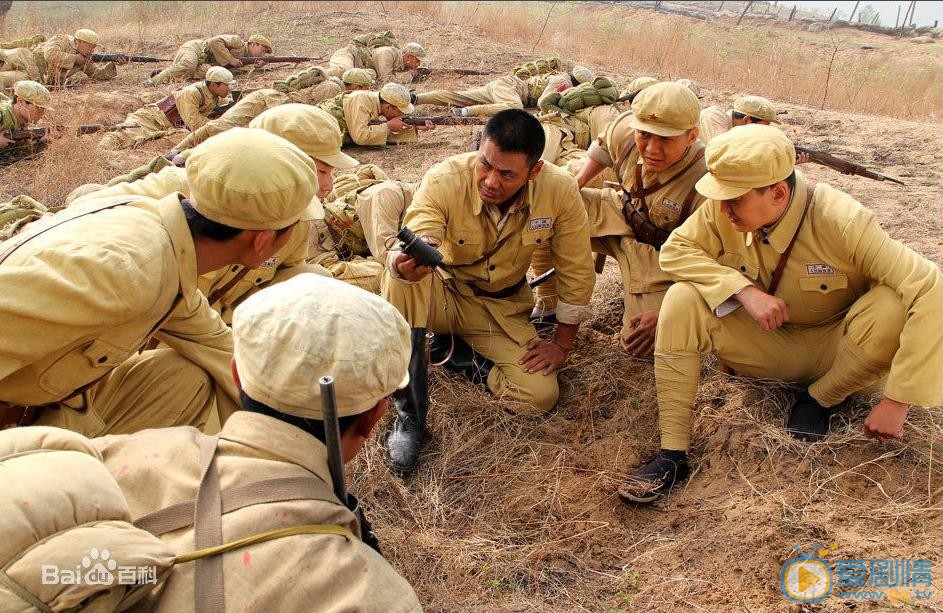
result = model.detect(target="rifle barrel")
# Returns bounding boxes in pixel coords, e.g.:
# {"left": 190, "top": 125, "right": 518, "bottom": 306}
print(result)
{"left": 319, "top": 376, "right": 348, "bottom": 506}
{"left": 796, "top": 145, "right": 905, "bottom": 186}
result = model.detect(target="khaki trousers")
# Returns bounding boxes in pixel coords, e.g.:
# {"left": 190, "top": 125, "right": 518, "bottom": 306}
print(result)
{"left": 531, "top": 186, "right": 662, "bottom": 347}
{"left": 151, "top": 40, "right": 208, "bottom": 85}
{"left": 175, "top": 90, "right": 289, "bottom": 151}
{"left": 654, "top": 282, "right": 908, "bottom": 451}
{"left": 100, "top": 106, "right": 177, "bottom": 151}
{"left": 34, "top": 348, "right": 223, "bottom": 437}
{"left": 416, "top": 76, "right": 525, "bottom": 117}
{"left": 382, "top": 271, "right": 559, "bottom": 414}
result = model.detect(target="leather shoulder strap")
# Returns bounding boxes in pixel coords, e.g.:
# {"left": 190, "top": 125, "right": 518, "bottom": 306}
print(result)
{"left": 768, "top": 182, "right": 816, "bottom": 296}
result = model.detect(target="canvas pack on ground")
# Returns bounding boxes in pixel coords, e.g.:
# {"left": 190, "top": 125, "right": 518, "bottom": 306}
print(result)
{"left": 513, "top": 56, "right": 561, "bottom": 79}
{"left": 539, "top": 76, "right": 619, "bottom": 115}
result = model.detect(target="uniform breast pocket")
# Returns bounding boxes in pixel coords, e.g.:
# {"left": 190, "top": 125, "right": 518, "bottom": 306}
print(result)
{"left": 717, "top": 252, "right": 758, "bottom": 280}
{"left": 443, "top": 224, "right": 482, "bottom": 263}
{"left": 798, "top": 274, "right": 850, "bottom": 313}
{"left": 38, "top": 338, "right": 133, "bottom": 399}
{"left": 516, "top": 229, "right": 554, "bottom": 267}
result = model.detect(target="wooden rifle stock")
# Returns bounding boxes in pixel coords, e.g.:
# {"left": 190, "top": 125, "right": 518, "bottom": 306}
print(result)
{"left": 795, "top": 145, "right": 905, "bottom": 186}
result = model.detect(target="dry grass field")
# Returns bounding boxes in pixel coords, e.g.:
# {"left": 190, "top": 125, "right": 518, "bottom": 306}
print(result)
{"left": 3, "top": 2, "right": 943, "bottom": 611}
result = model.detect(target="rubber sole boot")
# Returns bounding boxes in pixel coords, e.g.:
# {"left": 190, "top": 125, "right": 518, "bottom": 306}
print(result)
{"left": 618, "top": 450, "right": 690, "bottom": 504}
{"left": 429, "top": 333, "right": 493, "bottom": 386}
{"left": 786, "top": 390, "right": 833, "bottom": 442}
{"left": 387, "top": 328, "right": 429, "bottom": 476}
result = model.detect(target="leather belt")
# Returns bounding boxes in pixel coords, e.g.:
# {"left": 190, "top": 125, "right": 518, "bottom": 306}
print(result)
{"left": 0, "top": 402, "right": 42, "bottom": 429}
{"left": 471, "top": 277, "right": 526, "bottom": 299}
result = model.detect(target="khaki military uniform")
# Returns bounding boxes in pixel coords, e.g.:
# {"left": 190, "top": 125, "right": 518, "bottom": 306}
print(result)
{"left": 33, "top": 34, "right": 116, "bottom": 85}
{"left": 655, "top": 174, "right": 943, "bottom": 450}
{"left": 382, "top": 153, "right": 595, "bottom": 413}
{"left": 318, "top": 91, "right": 416, "bottom": 146}
{"left": 0, "top": 194, "right": 239, "bottom": 436}
{"left": 173, "top": 82, "right": 344, "bottom": 153}
{"left": 0, "top": 48, "right": 40, "bottom": 89}
{"left": 0, "top": 99, "right": 42, "bottom": 165}
{"left": 93, "top": 411, "right": 422, "bottom": 612}
{"left": 68, "top": 166, "right": 328, "bottom": 323}
{"left": 314, "top": 174, "right": 417, "bottom": 293}
{"left": 540, "top": 104, "right": 620, "bottom": 170}
{"left": 417, "top": 72, "right": 572, "bottom": 117}
{"left": 534, "top": 111, "right": 707, "bottom": 344}
{"left": 150, "top": 35, "right": 247, "bottom": 85}
{"left": 101, "top": 82, "right": 221, "bottom": 151}
{"left": 698, "top": 105, "right": 732, "bottom": 145}
{"left": 327, "top": 44, "right": 412, "bottom": 85}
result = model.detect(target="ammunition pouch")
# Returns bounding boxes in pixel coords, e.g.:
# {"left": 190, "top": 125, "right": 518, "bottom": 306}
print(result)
{"left": 621, "top": 192, "right": 672, "bottom": 251}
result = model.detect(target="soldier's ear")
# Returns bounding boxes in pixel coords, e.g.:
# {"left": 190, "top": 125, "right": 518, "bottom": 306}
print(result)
{"left": 528, "top": 159, "right": 544, "bottom": 181}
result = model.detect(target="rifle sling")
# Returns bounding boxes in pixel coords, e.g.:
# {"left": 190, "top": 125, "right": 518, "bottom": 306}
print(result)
{"left": 207, "top": 268, "right": 250, "bottom": 306}
{"left": 767, "top": 182, "right": 816, "bottom": 296}
{"left": 612, "top": 136, "right": 704, "bottom": 250}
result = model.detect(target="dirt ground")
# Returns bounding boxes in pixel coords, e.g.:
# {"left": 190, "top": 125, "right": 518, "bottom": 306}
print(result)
{"left": 3, "top": 3, "right": 943, "bottom": 612}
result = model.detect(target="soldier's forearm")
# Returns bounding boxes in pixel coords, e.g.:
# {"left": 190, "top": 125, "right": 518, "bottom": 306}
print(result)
{"left": 551, "top": 322, "right": 579, "bottom": 352}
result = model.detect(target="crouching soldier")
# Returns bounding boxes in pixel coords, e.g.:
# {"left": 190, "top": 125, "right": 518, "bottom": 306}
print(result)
{"left": 621, "top": 125, "right": 943, "bottom": 503}
{"left": 92, "top": 274, "right": 422, "bottom": 611}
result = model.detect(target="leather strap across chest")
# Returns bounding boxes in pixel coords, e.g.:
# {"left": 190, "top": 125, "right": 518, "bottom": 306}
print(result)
{"left": 767, "top": 182, "right": 817, "bottom": 296}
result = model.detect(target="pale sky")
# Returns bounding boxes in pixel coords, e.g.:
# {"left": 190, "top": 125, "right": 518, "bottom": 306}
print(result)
{"left": 789, "top": 1, "right": 943, "bottom": 27}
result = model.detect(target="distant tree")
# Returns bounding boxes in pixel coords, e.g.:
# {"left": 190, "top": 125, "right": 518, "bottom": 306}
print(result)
{"left": 0, "top": 1, "right": 12, "bottom": 29}
{"left": 859, "top": 3, "right": 881, "bottom": 26}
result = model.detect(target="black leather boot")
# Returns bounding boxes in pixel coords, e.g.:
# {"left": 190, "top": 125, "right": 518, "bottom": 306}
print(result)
{"left": 429, "top": 333, "right": 493, "bottom": 387}
{"left": 387, "top": 328, "right": 429, "bottom": 476}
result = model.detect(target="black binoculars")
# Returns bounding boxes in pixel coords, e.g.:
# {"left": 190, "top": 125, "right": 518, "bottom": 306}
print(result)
{"left": 396, "top": 227, "right": 443, "bottom": 269}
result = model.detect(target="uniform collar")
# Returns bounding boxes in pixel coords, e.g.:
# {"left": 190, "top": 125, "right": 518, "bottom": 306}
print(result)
{"left": 470, "top": 180, "right": 531, "bottom": 218}
{"left": 220, "top": 410, "right": 332, "bottom": 485}
{"left": 751, "top": 172, "right": 809, "bottom": 253}
{"left": 152, "top": 193, "right": 200, "bottom": 298}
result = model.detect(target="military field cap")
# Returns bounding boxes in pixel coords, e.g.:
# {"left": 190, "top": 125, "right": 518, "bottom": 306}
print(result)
{"left": 250, "top": 104, "right": 359, "bottom": 169}
{"left": 379, "top": 82, "right": 414, "bottom": 114}
{"left": 342, "top": 67, "right": 376, "bottom": 86}
{"left": 571, "top": 65, "right": 594, "bottom": 84}
{"left": 187, "top": 127, "right": 317, "bottom": 230}
{"left": 625, "top": 76, "right": 659, "bottom": 95}
{"left": 205, "top": 66, "right": 234, "bottom": 84}
{"left": 248, "top": 34, "right": 273, "bottom": 53}
{"left": 628, "top": 81, "right": 700, "bottom": 137}
{"left": 14, "top": 80, "right": 53, "bottom": 110}
{"left": 74, "top": 29, "right": 99, "bottom": 44}
{"left": 695, "top": 124, "right": 795, "bottom": 201}
{"left": 232, "top": 274, "right": 411, "bottom": 418}
{"left": 676, "top": 78, "right": 703, "bottom": 98}
{"left": 402, "top": 42, "right": 426, "bottom": 58}
{"left": 733, "top": 95, "right": 780, "bottom": 124}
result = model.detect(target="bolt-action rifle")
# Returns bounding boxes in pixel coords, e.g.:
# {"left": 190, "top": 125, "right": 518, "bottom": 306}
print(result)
{"left": 2, "top": 123, "right": 136, "bottom": 141}
{"left": 369, "top": 115, "right": 487, "bottom": 127}
{"left": 89, "top": 53, "right": 172, "bottom": 63}
{"left": 794, "top": 145, "right": 905, "bottom": 185}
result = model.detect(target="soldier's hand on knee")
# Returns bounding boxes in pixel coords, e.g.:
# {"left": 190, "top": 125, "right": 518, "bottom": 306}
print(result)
{"left": 863, "top": 397, "right": 908, "bottom": 440}
{"left": 394, "top": 252, "right": 433, "bottom": 282}
{"left": 735, "top": 286, "right": 790, "bottom": 331}
{"left": 520, "top": 338, "right": 567, "bottom": 375}
{"left": 623, "top": 310, "right": 658, "bottom": 357}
